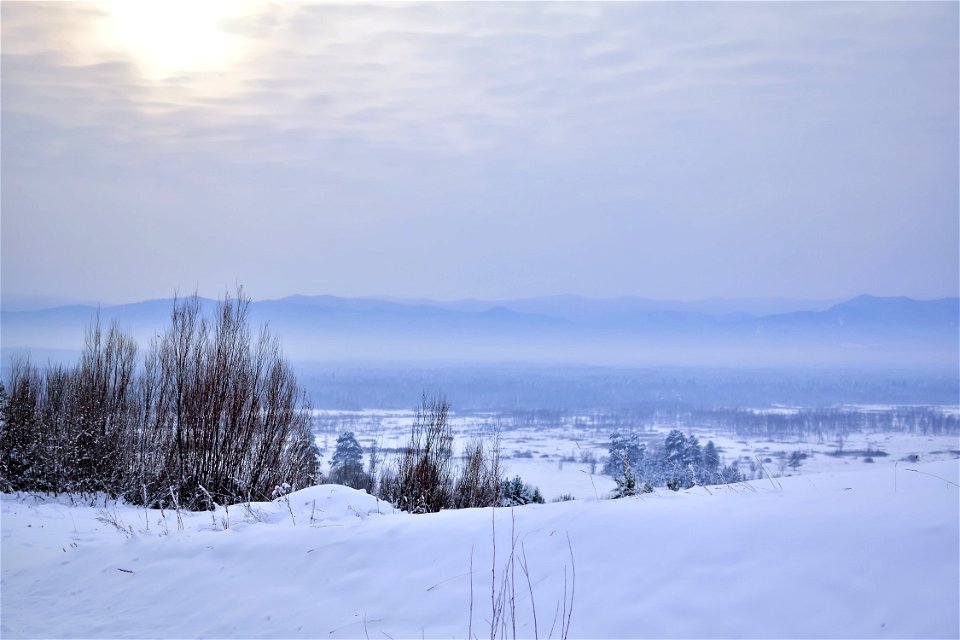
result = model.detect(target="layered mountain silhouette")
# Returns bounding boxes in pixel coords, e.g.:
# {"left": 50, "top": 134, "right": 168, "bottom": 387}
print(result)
{"left": 2, "top": 294, "right": 957, "bottom": 368}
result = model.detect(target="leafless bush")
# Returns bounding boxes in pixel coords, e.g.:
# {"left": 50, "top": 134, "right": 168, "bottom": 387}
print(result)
{"left": 454, "top": 433, "right": 502, "bottom": 509}
{"left": 0, "top": 290, "right": 319, "bottom": 510}
{"left": 364, "top": 437, "right": 382, "bottom": 495}
{"left": 0, "top": 356, "right": 42, "bottom": 492}
{"left": 377, "top": 397, "right": 506, "bottom": 513}
{"left": 390, "top": 395, "right": 456, "bottom": 513}
{"left": 131, "top": 292, "right": 319, "bottom": 509}
{"left": 0, "top": 320, "right": 137, "bottom": 497}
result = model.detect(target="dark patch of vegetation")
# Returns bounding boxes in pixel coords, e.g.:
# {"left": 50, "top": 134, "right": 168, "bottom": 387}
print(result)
{"left": 703, "top": 406, "right": 958, "bottom": 440}
{"left": 828, "top": 448, "right": 889, "bottom": 458}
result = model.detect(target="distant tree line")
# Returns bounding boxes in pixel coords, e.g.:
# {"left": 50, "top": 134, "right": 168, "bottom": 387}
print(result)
{"left": 315, "top": 405, "right": 959, "bottom": 456}
{"left": 0, "top": 293, "right": 318, "bottom": 510}
{"left": 605, "top": 429, "right": 743, "bottom": 497}
{"left": 690, "top": 407, "right": 959, "bottom": 440}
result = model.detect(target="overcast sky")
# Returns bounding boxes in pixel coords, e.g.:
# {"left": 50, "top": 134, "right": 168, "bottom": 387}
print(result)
{"left": 2, "top": 1, "right": 957, "bottom": 307}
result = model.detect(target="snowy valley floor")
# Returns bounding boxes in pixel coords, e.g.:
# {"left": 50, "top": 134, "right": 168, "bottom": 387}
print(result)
{"left": 2, "top": 460, "right": 958, "bottom": 639}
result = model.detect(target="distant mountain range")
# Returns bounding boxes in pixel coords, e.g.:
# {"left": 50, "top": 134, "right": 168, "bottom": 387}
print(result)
{"left": 2, "top": 294, "right": 957, "bottom": 369}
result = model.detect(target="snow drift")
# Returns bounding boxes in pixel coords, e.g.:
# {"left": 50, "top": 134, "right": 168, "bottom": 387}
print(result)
{"left": 2, "top": 460, "right": 957, "bottom": 638}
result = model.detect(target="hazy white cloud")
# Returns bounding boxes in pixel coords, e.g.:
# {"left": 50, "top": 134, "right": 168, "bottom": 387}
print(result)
{"left": 2, "top": 1, "right": 957, "bottom": 304}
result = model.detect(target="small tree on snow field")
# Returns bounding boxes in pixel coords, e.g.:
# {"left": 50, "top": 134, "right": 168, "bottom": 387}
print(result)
{"left": 604, "top": 431, "right": 645, "bottom": 480}
{"left": 684, "top": 434, "right": 703, "bottom": 486}
{"left": 788, "top": 450, "right": 805, "bottom": 471}
{"left": 703, "top": 440, "right": 720, "bottom": 478}
{"left": 606, "top": 430, "right": 654, "bottom": 497}
{"left": 611, "top": 454, "right": 639, "bottom": 498}
{"left": 330, "top": 431, "right": 367, "bottom": 489}
{"left": 663, "top": 429, "right": 687, "bottom": 489}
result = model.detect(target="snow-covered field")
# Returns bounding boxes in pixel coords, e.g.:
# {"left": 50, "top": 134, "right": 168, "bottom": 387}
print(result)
{"left": 312, "top": 408, "right": 960, "bottom": 502}
{"left": 2, "top": 458, "right": 957, "bottom": 638}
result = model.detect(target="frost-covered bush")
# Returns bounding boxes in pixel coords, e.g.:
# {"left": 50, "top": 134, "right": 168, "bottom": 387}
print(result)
{"left": 499, "top": 475, "right": 544, "bottom": 506}
{"left": 603, "top": 429, "right": 742, "bottom": 492}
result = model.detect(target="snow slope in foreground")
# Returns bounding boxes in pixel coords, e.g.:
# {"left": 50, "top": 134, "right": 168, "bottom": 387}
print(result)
{"left": 2, "top": 460, "right": 958, "bottom": 639}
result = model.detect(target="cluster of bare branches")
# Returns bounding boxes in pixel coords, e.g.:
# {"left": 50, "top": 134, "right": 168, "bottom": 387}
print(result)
{"left": 454, "top": 434, "right": 503, "bottom": 509}
{"left": 378, "top": 396, "right": 504, "bottom": 513}
{"left": 1, "top": 322, "right": 138, "bottom": 496}
{"left": 0, "top": 292, "right": 318, "bottom": 510}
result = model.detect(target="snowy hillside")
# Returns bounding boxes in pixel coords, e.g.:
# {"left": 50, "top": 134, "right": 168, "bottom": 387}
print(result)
{"left": 2, "top": 460, "right": 957, "bottom": 639}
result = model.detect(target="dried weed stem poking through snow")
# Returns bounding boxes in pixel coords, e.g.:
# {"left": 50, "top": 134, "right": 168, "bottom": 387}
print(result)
{"left": 480, "top": 507, "right": 575, "bottom": 640}
{"left": 903, "top": 467, "right": 960, "bottom": 488}
{"left": 754, "top": 455, "right": 783, "bottom": 491}
{"left": 95, "top": 506, "right": 133, "bottom": 538}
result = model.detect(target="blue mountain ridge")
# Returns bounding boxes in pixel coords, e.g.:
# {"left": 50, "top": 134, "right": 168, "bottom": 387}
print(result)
{"left": 2, "top": 294, "right": 956, "bottom": 368}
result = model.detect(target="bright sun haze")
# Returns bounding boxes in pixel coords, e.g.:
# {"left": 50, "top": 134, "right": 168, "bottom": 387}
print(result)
{"left": 99, "top": 1, "right": 240, "bottom": 78}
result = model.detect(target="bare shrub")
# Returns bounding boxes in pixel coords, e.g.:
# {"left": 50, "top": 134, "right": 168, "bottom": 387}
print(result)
{"left": 0, "top": 290, "right": 319, "bottom": 511}
{"left": 454, "top": 433, "right": 502, "bottom": 509}
{"left": 391, "top": 395, "right": 455, "bottom": 513}
{"left": 1, "top": 320, "right": 137, "bottom": 498}
{"left": 0, "top": 356, "right": 42, "bottom": 492}
{"left": 130, "top": 291, "right": 319, "bottom": 509}
{"left": 376, "top": 397, "right": 507, "bottom": 513}
{"left": 70, "top": 320, "right": 138, "bottom": 496}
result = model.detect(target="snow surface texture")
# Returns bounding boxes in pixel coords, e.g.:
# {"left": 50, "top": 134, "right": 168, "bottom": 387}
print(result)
{"left": 2, "top": 460, "right": 958, "bottom": 639}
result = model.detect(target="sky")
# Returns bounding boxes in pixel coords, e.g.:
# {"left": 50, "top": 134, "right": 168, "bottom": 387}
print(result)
{"left": 1, "top": 1, "right": 958, "bottom": 308}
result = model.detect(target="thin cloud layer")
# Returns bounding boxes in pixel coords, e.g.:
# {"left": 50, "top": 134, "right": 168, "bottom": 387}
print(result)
{"left": 2, "top": 2, "right": 957, "bottom": 304}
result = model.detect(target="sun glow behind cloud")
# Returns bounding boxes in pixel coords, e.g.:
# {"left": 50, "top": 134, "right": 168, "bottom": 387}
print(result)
{"left": 99, "top": 1, "right": 241, "bottom": 79}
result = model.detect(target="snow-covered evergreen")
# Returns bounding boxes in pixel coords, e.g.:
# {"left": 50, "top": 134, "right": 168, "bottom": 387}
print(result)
{"left": 605, "top": 429, "right": 746, "bottom": 494}
{"left": 329, "top": 431, "right": 367, "bottom": 489}
{"left": 499, "top": 474, "right": 544, "bottom": 506}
